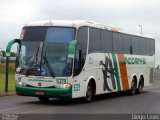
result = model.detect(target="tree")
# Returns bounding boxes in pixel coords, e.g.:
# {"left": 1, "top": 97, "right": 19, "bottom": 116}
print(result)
{"left": 1, "top": 50, "right": 16, "bottom": 57}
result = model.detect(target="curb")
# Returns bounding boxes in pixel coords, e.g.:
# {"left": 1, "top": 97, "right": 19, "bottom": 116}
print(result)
{"left": 0, "top": 92, "right": 16, "bottom": 97}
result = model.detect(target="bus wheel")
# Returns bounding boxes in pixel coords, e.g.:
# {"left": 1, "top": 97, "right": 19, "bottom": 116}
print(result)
{"left": 38, "top": 97, "right": 49, "bottom": 102}
{"left": 129, "top": 79, "right": 137, "bottom": 95}
{"left": 136, "top": 80, "right": 143, "bottom": 94}
{"left": 84, "top": 82, "right": 94, "bottom": 102}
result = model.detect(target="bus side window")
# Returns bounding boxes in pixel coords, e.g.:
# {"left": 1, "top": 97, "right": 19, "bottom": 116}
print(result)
{"left": 74, "top": 50, "right": 82, "bottom": 76}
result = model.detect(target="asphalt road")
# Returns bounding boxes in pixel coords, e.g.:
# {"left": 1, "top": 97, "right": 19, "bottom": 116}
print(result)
{"left": 0, "top": 80, "right": 160, "bottom": 115}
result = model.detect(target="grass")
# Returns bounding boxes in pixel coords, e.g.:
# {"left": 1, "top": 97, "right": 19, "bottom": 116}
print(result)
{"left": 0, "top": 63, "right": 15, "bottom": 93}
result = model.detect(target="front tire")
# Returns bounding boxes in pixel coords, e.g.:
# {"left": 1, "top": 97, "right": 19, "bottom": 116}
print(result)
{"left": 38, "top": 97, "right": 49, "bottom": 102}
{"left": 129, "top": 78, "right": 137, "bottom": 95}
{"left": 84, "top": 82, "right": 94, "bottom": 102}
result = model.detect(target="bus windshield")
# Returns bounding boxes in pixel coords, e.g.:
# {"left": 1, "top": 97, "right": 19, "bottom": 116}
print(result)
{"left": 18, "top": 27, "right": 76, "bottom": 77}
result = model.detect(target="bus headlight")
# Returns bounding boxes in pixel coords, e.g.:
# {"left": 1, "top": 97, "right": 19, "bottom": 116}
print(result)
{"left": 16, "top": 78, "right": 27, "bottom": 86}
{"left": 17, "top": 81, "right": 27, "bottom": 86}
{"left": 56, "top": 84, "right": 71, "bottom": 88}
{"left": 63, "top": 84, "right": 71, "bottom": 88}
{"left": 16, "top": 81, "right": 23, "bottom": 86}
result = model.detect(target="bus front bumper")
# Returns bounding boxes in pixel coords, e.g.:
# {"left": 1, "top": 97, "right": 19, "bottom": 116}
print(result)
{"left": 16, "top": 86, "right": 72, "bottom": 99}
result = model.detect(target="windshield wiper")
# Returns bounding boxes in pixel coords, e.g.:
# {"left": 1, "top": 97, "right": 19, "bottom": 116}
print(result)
{"left": 43, "top": 56, "right": 55, "bottom": 78}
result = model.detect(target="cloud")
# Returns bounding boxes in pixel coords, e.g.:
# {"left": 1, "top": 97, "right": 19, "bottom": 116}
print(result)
{"left": 0, "top": 0, "right": 160, "bottom": 65}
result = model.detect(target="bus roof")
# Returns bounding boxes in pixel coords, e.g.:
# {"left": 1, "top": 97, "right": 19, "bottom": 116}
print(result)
{"left": 25, "top": 20, "right": 154, "bottom": 39}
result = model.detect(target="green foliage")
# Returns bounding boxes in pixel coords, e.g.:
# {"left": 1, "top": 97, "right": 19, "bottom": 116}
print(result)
{"left": 0, "top": 63, "right": 15, "bottom": 92}
{"left": 1, "top": 50, "right": 16, "bottom": 57}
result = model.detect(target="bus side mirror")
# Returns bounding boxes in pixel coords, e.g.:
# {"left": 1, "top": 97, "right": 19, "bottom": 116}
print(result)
{"left": 6, "top": 39, "right": 21, "bottom": 68}
{"left": 68, "top": 40, "right": 76, "bottom": 58}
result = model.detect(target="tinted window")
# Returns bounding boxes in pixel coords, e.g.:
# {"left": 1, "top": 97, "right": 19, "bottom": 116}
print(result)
{"left": 139, "top": 38, "right": 147, "bottom": 55}
{"left": 101, "top": 30, "right": 112, "bottom": 52}
{"left": 45, "top": 27, "right": 75, "bottom": 43}
{"left": 122, "top": 34, "right": 132, "bottom": 54}
{"left": 146, "top": 39, "right": 151, "bottom": 55}
{"left": 75, "top": 27, "right": 88, "bottom": 76}
{"left": 89, "top": 27, "right": 101, "bottom": 53}
{"left": 22, "top": 27, "right": 47, "bottom": 41}
{"left": 41, "top": 27, "right": 76, "bottom": 77}
{"left": 131, "top": 36, "right": 139, "bottom": 54}
{"left": 77, "top": 27, "right": 88, "bottom": 56}
{"left": 151, "top": 39, "right": 155, "bottom": 55}
{"left": 113, "top": 33, "right": 123, "bottom": 53}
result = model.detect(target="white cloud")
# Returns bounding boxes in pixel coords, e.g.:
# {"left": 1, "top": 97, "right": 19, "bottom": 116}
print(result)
{"left": 0, "top": 0, "right": 160, "bottom": 65}
{"left": 0, "top": 0, "right": 38, "bottom": 23}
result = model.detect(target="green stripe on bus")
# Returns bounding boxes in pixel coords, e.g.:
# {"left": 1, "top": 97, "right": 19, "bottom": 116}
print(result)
{"left": 112, "top": 54, "right": 121, "bottom": 91}
{"left": 68, "top": 40, "right": 76, "bottom": 56}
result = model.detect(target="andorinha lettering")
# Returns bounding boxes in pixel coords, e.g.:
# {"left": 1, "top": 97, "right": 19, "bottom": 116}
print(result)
{"left": 124, "top": 57, "right": 146, "bottom": 65}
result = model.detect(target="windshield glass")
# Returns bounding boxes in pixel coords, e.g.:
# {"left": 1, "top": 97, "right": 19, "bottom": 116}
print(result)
{"left": 18, "top": 27, "right": 75, "bottom": 77}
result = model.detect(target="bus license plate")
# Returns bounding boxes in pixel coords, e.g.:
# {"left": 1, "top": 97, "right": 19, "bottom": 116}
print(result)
{"left": 35, "top": 91, "right": 44, "bottom": 96}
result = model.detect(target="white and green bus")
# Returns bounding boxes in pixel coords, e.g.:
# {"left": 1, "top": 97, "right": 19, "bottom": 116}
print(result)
{"left": 15, "top": 20, "right": 155, "bottom": 102}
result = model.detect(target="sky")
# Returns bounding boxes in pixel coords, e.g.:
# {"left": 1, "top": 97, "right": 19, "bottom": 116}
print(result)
{"left": 0, "top": 0, "right": 160, "bottom": 65}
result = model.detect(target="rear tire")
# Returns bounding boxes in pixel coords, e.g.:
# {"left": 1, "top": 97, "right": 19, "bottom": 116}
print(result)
{"left": 84, "top": 82, "right": 94, "bottom": 102}
{"left": 136, "top": 81, "right": 143, "bottom": 94}
{"left": 129, "top": 78, "right": 137, "bottom": 95}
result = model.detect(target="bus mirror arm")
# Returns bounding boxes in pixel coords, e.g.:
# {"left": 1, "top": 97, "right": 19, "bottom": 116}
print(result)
{"left": 6, "top": 39, "right": 21, "bottom": 57}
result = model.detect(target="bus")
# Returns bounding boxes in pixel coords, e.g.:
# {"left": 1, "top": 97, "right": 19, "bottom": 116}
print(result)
{"left": 15, "top": 20, "right": 155, "bottom": 102}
